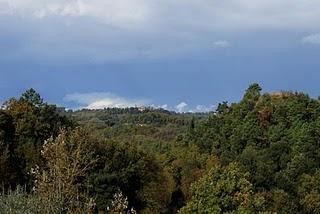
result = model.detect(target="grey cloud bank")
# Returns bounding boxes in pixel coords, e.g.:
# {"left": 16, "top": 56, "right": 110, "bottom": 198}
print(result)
{"left": 1, "top": 0, "right": 320, "bottom": 63}
{"left": 3, "top": 0, "right": 320, "bottom": 30}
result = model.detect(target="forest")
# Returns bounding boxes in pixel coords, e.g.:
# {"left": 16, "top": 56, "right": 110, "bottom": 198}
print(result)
{"left": 0, "top": 83, "right": 320, "bottom": 213}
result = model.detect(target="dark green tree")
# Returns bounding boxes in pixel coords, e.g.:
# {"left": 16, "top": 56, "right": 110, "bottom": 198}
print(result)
{"left": 88, "top": 141, "right": 163, "bottom": 212}
{"left": 20, "top": 88, "right": 44, "bottom": 107}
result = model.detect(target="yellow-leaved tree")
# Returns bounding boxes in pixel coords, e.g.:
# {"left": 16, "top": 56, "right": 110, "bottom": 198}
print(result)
{"left": 35, "top": 128, "right": 97, "bottom": 213}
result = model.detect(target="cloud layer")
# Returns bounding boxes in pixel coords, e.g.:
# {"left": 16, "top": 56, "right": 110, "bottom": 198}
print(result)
{"left": 3, "top": 0, "right": 320, "bottom": 30}
{"left": 1, "top": 0, "right": 320, "bottom": 63}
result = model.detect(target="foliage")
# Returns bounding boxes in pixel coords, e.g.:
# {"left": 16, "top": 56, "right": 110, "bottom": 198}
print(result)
{"left": 179, "top": 162, "right": 265, "bottom": 214}
{"left": 35, "top": 128, "right": 97, "bottom": 213}
{"left": 1, "top": 89, "right": 73, "bottom": 190}
{"left": 107, "top": 190, "right": 137, "bottom": 214}
{"left": 0, "top": 186, "right": 64, "bottom": 214}
{"left": 1, "top": 85, "right": 320, "bottom": 213}
{"left": 298, "top": 171, "right": 320, "bottom": 213}
{"left": 87, "top": 140, "right": 169, "bottom": 213}
{"left": 181, "top": 83, "right": 320, "bottom": 213}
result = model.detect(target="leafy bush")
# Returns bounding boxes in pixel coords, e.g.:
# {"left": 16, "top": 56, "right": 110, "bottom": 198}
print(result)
{"left": 0, "top": 186, "right": 64, "bottom": 214}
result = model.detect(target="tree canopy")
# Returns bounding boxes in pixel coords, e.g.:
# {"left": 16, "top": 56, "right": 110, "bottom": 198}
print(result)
{"left": 1, "top": 85, "right": 320, "bottom": 213}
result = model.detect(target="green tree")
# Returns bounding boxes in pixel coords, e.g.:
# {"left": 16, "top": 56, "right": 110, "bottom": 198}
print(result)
{"left": 179, "top": 162, "right": 265, "bottom": 214}
{"left": 20, "top": 88, "right": 44, "bottom": 107}
{"left": 0, "top": 110, "right": 25, "bottom": 190}
{"left": 298, "top": 171, "right": 320, "bottom": 213}
{"left": 88, "top": 141, "right": 165, "bottom": 213}
{"left": 2, "top": 89, "right": 73, "bottom": 189}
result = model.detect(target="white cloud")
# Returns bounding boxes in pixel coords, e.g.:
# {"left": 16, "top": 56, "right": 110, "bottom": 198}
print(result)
{"left": 302, "top": 33, "right": 320, "bottom": 45}
{"left": 176, "top": 102, "right": 188, "bottom": 113}
{"left": 64, "top": 92, "right": 150, "bottom": 109}
{"left": 194, "top": 105, "right": 214, "bottom": 112}
{"left": 63, "top": 93, "right": 214, "bottom": 112}
{"left": 212, "top": 40, "right": 231, "bottom": 48}
{"left": 148, "top": 103, "right": 169, "bottom": 110}
{"left": 160, "top": 104, "right": 168, "bottom": 110}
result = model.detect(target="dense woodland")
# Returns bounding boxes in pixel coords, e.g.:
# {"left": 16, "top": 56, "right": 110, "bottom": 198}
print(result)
{"left": 1, "top": 84, "right": 320, "bottom": 213}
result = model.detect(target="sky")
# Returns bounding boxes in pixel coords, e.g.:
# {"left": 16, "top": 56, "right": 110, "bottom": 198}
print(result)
{"left": 1, "top": 0, "right": 320, "bottom": 112}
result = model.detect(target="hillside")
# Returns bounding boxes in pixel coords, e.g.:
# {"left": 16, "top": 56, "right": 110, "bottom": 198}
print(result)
{"left": 1, "top": 84, "right": 320, "bottom": 213}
